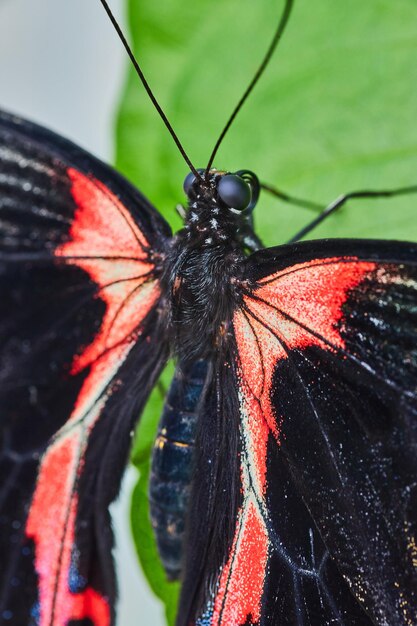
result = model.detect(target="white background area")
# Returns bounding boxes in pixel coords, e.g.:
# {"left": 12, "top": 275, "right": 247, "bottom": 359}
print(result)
{"left": 0, "top": 1, "right": 165, "bottom": 624}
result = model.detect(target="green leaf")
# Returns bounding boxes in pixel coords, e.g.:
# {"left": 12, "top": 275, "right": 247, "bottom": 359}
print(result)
{"left": 114, "top": 0, "right": 417, "bottom": 621}
{"left": 116, "top": 0, "right": 417, "bottom": 243}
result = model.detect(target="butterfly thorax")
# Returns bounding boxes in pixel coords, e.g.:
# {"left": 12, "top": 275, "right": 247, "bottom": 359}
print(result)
{"left": 163, "top": 232, "right": 245, "bottom": 362}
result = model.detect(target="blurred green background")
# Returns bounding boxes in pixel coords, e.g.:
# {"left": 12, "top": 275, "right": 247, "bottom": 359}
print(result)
{"left": 117, "top": 0, "right": 417, "bottom": 242}
{"left": 117, "top": 1, "right": 417, "bottom": 623}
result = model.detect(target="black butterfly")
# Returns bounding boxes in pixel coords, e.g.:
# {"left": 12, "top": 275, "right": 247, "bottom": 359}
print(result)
{"left": 1, "top": 1, "right": 417, "bottom": 625}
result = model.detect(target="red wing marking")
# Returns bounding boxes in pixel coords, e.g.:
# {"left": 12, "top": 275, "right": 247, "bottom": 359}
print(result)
{"left": 255, "top": 258, "right": 376, "bottom": 348}
{"left": 210, "top": 500, "right": 269, "bottom": 625}
{"left": 26, "top": 431, "right": 111, "bottom": 626}
{"left": 237, "top": 258, "right": 376, "bottom": 446}
{"left": 198, "top": 258, "right": 377, "bottom": 625}
{"left": 57, "top": 167, "right": 155, "bottom": 372}
{"left": 234, "top": 309, "right": 281, "bottom": 446}
{"left": 26, "top": 169, "right": 160, "bottom": 625}
{"left": 64, "top": 167, "right": 149, "bottom": 256}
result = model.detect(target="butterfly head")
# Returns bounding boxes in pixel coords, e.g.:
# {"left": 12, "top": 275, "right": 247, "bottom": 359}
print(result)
{"left": 182, "top": 168, "right": 260, "bottom": 251}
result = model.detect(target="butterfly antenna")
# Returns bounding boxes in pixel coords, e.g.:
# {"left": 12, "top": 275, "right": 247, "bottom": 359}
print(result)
{"left": 205, "top": 0, "right": 294, "bottom": 176}
{"left": 99, "top": 0, "right": 202, "bottom": 181}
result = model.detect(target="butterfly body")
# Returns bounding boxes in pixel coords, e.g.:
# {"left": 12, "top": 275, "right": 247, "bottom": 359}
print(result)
{"left": 149, "top": 359, "right": 207, "bottom": 580}
{"left": 148, "top": 172, "right": 257, "bottom": 581}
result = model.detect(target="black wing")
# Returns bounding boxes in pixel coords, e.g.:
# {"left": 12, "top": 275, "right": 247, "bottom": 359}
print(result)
{"left": 0, "top": 110, "right": 171, "bottom": 625}
{"left": 178, "top": 239, "right": 417, "bottom": 626}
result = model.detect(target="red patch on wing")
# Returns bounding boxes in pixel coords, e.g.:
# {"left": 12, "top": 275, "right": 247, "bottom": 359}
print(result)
{"left": 201, "top": 258, "right": 376, "bottom": 626}
{"left": 61, "top": 167, "right": 155, "bottom": 372}
{"left": 26, "top": 168, "right": 160, "bottom": 625}
{"left": 255, "top": 258, "right": 376, "bottom": 347}
{"left": 211, "top": 501, "right": 269, "bottom": 625}
{"left": 236, "top": 258, "right": 376, "bottom": 445}
{"left": 26, "top": 432, "right": 111, "bottom": 626}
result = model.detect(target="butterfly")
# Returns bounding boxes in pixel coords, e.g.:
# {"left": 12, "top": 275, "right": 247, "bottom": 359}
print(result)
{"left": 1, "top": 0, "right": 417, "bottom": 624}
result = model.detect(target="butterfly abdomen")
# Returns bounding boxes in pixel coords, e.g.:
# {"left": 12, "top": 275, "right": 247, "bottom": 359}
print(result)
{"left": 149, "top": 360, "right": 208, "bottom": 580}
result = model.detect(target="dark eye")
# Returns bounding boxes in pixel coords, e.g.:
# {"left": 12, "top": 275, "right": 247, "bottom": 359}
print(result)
{"left": 217, "top": 174, "right": 251, "bottom": 211}
{"left": 183, "top": 171, "right": 196, "bottom": 195}
{"left": 183, "top": 169, "right": 205, "bottom": 196}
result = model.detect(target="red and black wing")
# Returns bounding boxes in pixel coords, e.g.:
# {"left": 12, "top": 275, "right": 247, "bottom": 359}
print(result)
{"left": 0, "top": 110, "right": 171, "bottom": 625}
{"left": 178, "top": 239, "right": 417, "bottom": 626}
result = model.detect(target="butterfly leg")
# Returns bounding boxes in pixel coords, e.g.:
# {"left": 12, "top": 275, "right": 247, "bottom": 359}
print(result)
{"left": 239, "top": 224, "right": 265, "bottom": 252}
{"left": 288, "top": 184, "right": 417, "bottom": 243}
{"left": 261, "top": 181, "right": 325, "bottom": 212}
{"left": 176, "top": 203, "right": 187, "bottom": 220}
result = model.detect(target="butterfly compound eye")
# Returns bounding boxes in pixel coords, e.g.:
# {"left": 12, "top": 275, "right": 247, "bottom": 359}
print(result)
{"left": 183, "top": 171, "right": 196, "bottom": 196}
{"left": 218, "top": 174, "right": 251, "bottom": 211}
{"left": 183, "top": 169, "right": 205, "bottom": 196}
